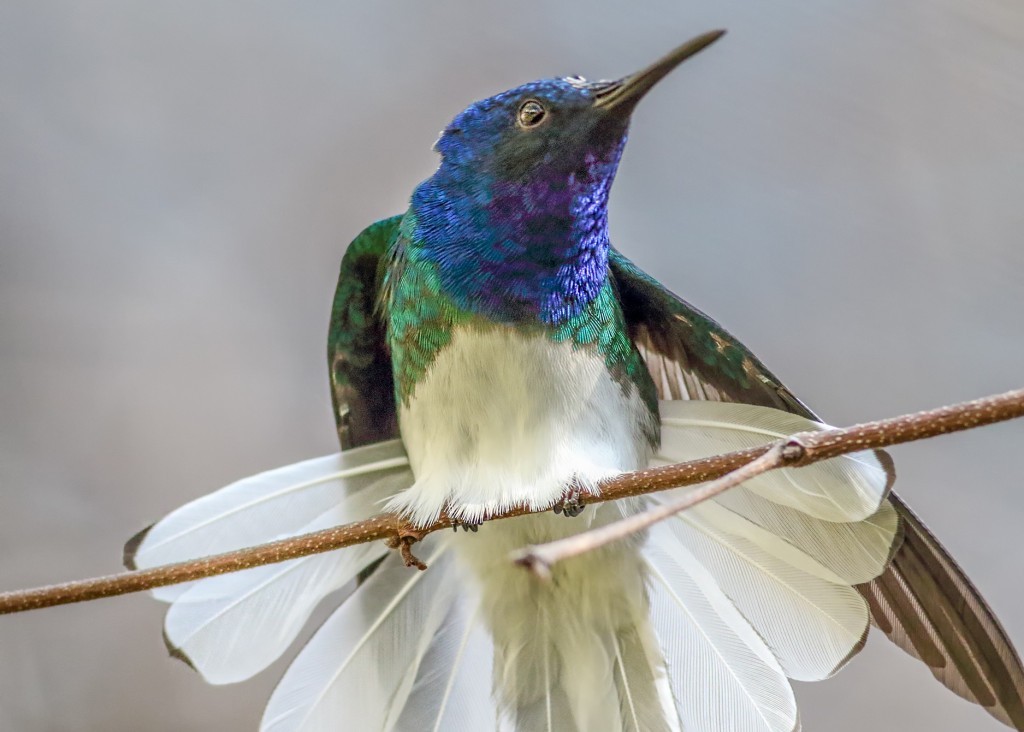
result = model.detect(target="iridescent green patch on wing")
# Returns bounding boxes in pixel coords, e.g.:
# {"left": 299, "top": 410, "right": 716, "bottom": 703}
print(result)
{"left": 328, "top": 215, "right": 403, "bottom": 448}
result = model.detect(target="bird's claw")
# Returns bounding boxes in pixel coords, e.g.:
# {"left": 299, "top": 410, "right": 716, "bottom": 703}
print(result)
{"left": 554, "top": 491, "right": 586, "bottom": 518}
{"left": 387, "top": 525, "right": 428, "bottom": 570}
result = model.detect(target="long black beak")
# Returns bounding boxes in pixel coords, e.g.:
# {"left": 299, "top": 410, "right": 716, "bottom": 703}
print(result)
{"left": 593, "top": 30, "right": 726, "bottom": 113}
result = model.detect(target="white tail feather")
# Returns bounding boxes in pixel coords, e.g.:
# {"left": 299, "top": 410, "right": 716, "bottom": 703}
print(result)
{"left": 261, "top": 540, "right": 456, "bottom": 732}
{"left": 132, "top": 441, "right": 408, "bottom": 603}
{"left": 650, "top": 400, "right": 898, "bottom": 683}
{"left": 403, "top": 606, "right": 496, "bottom": 732}
{"left": 661, "top": 506, "right": 869, "bottom": 681}
{"left": 645, "top": 527, "right": 800, "bottom": 732}
{"left": 130, "top": 440, "right": 410, "bottom": 680}
{"left": 131, "top": 440, "right": 408, "bottom": 572}
{"left": 657, "top": 401, "right": 889, "bottom": 521}
{"left": 163, "top": 514, "right": 388, "bottom": 683}
{"left": 712, "top": 488, "right": 898, "bottom": 584}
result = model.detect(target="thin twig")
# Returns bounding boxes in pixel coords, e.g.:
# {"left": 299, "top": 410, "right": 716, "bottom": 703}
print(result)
{"left": 1, "top": 387, "right": 1022, "bottom": 615}
{"left": 513, "top": 442, "right": 793, "bottom": 578}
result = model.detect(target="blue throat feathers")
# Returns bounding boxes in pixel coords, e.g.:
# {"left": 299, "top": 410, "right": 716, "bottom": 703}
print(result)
{"left": 407, "top": 78, "right": 629, "bottom": 325}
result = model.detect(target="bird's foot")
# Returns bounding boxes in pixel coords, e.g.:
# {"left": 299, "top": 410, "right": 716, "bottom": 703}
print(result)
{"left": 387, "top": 524, "right": 428, "bottom": 571}
{"left": 554, "top": 488, "right": 586, "bottom": 518}
{"left": 451, "top": 519, "right": 482, "bottom": 533}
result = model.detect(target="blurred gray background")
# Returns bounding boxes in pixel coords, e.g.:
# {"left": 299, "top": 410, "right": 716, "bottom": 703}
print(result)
{"left": 1, "top": 1, "right": 1022, "bottom": 730}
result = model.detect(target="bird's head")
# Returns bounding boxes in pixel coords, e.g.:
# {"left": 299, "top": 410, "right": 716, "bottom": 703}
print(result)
{"left": 432, "top": 30, "right": 725, "bottom": 194}
{"left": 409, "top": 30, "right": 726, "bottom": 323}
{"left": 432, "top": 76, "right": 627, "bottom": 193}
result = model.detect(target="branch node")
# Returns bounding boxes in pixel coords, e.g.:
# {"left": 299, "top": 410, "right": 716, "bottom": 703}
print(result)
{"left": 781, "top": 438, "right": 807, "bottom": 463}
{"left": 511, "top": 547, "right": 553, "bottom": 581}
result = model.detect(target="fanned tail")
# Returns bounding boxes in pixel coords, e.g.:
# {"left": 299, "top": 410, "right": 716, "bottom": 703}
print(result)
{"left": 126, "top": 436, "right": 680, "bottom": 731}
{"left": 129, "top": 401, "right": 915, "bottom": 731}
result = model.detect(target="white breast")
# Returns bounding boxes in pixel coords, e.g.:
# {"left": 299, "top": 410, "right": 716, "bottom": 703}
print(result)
{"left": 387, "top": 325, "right": 655, "bottom": 528}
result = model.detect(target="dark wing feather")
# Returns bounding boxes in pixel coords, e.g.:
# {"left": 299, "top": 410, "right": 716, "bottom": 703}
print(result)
{"left": 862, "top": 494, "right": 1024, "bottom": 729}
{"left": 609, "top": 248, "right": 1024, "bottom": 729}
{"left": 610, "top": 249, "right": 811, "bottom": 416}
{"left": 327, "top": 215, "right": 403, "bottom": 449}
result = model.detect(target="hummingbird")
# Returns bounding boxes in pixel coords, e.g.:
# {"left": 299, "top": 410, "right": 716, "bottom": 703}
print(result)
{"left": 126, "top": 30, "right": 1024, "bottom": 731}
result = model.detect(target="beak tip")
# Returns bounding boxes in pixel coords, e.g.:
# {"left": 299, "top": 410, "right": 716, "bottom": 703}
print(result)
{"left": 594, "top": 28, "right": 729, "bottom": 112}
{"left": 703, "top": 28, "right": 728, "bottom": 47}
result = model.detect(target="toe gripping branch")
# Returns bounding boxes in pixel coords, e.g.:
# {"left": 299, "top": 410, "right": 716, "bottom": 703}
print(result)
{"left": 390, "top": 481, "right": 592, "bottom": 571}
{"left": 388, "top": 522, "right": 429, "bottom": 571}
{"left": 554, "top": 483, "right": 587, "bottom": 518}
{"left": 389, "top": 511, "right": 482, "bottom": 571}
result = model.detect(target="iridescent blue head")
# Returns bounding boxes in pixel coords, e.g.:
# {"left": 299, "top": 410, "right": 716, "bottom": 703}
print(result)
{"left": 409, "top": 30, "right": 725, "bottom": 324}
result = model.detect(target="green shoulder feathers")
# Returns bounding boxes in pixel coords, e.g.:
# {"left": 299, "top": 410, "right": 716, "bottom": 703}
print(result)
{"left": 328, "top": 215, "right": 402, "bottom": 448}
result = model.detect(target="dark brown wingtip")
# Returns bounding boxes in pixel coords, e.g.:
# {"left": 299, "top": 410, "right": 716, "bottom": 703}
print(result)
{"left": 122, "top": 524, "right": 154, "bottom": 570}
{"left": 163, "top": 627, "right": 197, "bottom": 672}
{"left": 865, "top": 495, "right": 1024, "bottom": 730}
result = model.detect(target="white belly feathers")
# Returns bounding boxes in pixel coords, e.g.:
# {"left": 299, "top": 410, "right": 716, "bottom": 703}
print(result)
{"left": 388, "top": 325, "right": 656, "bottom": 527}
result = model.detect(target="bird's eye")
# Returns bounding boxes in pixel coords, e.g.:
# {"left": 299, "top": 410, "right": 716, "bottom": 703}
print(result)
{"left": 517, "top": 100, "right": 546, "bottom": 128}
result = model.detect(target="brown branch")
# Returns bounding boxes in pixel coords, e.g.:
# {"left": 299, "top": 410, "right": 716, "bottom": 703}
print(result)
{"left": 1, "top": 387, "right": 1023, "bottom": 615}
{"left": 515, "top": 386, "right": 1024, "bottom": 575}
{"left": 514, "top": 442, "right": 792, "bottom": 578}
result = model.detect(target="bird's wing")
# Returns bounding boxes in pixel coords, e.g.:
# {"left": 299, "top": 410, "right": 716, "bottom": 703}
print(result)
{"left": 862, "top": 494, "right": 1024, "bottom": 729}
{"left": 608, "top": 250, "right": 811, "bottom": 415}
{"left": 328, "top": 215, "right": 404, "bottom": 449}
{"left": 609, "top": 248, "right": 1024, "bottom": 730}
